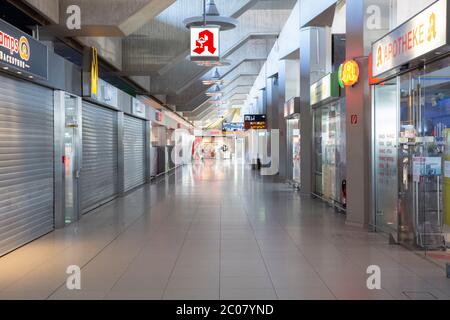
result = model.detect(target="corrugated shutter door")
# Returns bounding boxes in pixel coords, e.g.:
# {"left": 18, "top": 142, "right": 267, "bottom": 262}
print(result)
{"left": 81, "top": 102, "right": 118, "bottom": 213}
{"left": 124, "top": 115, "right": 146, "bottom": 192}
{"left": 0, "top": 75, "right": 54, "bottom": 256}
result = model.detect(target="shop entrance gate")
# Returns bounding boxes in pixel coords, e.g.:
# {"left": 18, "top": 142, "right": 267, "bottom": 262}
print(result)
{"left": 374, "top": 58, "right": 450, "bottom": 251}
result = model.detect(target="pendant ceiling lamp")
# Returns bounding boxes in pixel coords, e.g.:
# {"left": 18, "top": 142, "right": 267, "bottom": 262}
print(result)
{"left": 183, "top": 0, "right": 238, "bottom": 31}
{"left": 194, "top": 59, "right": 231, "bottom": 67}
{"left": 208, "top": 95, "right": 227, "bottom": 105}
{"left": 185, "top": 0, "right": 237, "bottom": 67}
{"left": 205, "top": 84, "right": 223, "bottom": 97}
{"left": 202, "top": 68, "right": 224, "bottom": 85}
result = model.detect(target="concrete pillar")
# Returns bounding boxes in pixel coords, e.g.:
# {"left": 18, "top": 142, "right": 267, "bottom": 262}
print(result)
{"left": 266, "top": 77, "right": 278, "bottom": 131}
{"left": 266, "top": 76, "right": 278, "bottom": 167}
{"left": 278, "top": 61, "right": 287, "bottom": 179}
{"left": 345, "top": 0, "right": 391, "bottom": 227}
{"left": 258, "top": 89, "right": 267, "bottom": 115}
{"left": 299, "top": 27, "right": 332, "bottom": 194}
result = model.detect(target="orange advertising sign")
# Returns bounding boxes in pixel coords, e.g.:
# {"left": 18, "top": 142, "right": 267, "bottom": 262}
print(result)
{"left": 338, "top": 60, "right": 359, "bottom": 88}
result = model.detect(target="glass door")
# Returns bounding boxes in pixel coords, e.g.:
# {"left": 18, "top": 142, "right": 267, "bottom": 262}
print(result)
{"left": 374, "top": 58, "right": 450, "bottom": 259}
{"left": 286, "top": 117, "right": 300, "bottom": 185}
{"left": 414, "top": 60, "right": 450, "bottom": 251}
{"left": 63, "top": 94, "right": 81, "bottom": 225}
{"left": 397, "top": 71, "right": 420, "bottom": 246}
{"left": 313, "top": 108, "right": 324, "bottom": 196}
{"left": 313, "top": 102, "right": 340, "bottom": 202}
{"left": 397, "top": 60, "right": 449, "bottom": 252}
{"left": 374, "top": 78, "right": 399, "bottom": 237}
{"left": 292, "top": 119, "right": 301, "bottom": 185}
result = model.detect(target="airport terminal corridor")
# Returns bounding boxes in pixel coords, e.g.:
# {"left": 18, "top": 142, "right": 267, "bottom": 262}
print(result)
{"left": 0, "top": 161, "right": 448, "bottom": 300}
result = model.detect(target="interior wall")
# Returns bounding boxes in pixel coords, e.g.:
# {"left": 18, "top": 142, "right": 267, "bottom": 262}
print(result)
{"left": 332, "top": 1, "right": 346, "bottom": 34}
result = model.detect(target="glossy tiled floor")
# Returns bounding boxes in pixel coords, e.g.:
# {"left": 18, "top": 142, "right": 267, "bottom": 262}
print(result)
{"left": 0, "top": 160, "right": 449, "bottom": 300}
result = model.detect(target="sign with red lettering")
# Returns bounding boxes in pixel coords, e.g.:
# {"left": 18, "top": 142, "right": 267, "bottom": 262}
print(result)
{"left": 190, "top": 27, "right": 219, "bottom": 61}
{"left": 372, "top": 0, "right": 448, "bottom": 77}
{"left": 351, "top": 115, "right": 358, "bottom": 125}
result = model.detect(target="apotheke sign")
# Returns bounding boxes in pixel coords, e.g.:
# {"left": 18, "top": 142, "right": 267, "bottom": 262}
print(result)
{"left": 0, "top": 19, "right": 48, "bottom": 79}
{"left": 372, "top": 0, "right": 449, "bottom": 77}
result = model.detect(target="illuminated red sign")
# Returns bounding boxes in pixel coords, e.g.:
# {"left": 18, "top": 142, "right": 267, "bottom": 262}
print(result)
{"left": 190, "top": 27, "right": 220, "bottom": 60}
{"left": 193, "top": 30, "right": 216, "bottom": 55}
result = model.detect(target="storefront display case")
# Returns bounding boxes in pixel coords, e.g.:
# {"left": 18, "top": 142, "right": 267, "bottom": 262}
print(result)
{"left": 373, "top": 58, "right": 450, "bottom": 258}
{"left": 371, "top": 0, "right": 450, "bottom": 264}
{"left": 310, "top": 73, "right": 346, "bottom": 210}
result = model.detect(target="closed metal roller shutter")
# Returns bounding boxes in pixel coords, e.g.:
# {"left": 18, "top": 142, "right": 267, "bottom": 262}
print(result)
{"left": 81, "top": 102, "right": 118, "bottom": 213}
{"left": 157, "top": 147, "right": 166, "bottom": 175}
{"left": 124, "top": 115, "right": 146, "bottom": 192}
{"left": 0, "top": 75, "right": 54, "bottom": 256}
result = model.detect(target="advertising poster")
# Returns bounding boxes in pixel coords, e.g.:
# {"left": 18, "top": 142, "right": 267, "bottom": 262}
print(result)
{"left": 412, "top": 156, "right": 442, "bottom": 181}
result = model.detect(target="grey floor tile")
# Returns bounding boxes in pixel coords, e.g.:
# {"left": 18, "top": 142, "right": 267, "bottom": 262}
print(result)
{"left": 163, "top": 288, "right": 219, "bottom": 300}
{"left": 0, "top": 162, "right": 447, "bottom": 301}
{"left": 276, "top": 286, "right": 336, "bottom": 300}
{"left": 220, "top": 276, "right": 273, "bottom": 289}
{"left": 105, "top": 289, "right": 164, "bottom": 300}
{"left": 166, "top": 276, "right": 220, "bottom": 289}
{"left": 220, "top": 288, "right": 278, "bottom": 300}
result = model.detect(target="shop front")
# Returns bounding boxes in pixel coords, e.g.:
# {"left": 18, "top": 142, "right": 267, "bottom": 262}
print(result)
{"left": 311, "top": 73, "right": 347, "bottom": 210}
{"left": 123, "top": 99, "right": 148, "bottom": 193}
{"left": 284, "top": 97, "right": 301, "bottom": 188}
{"left": 151, "top": 122, "right": 168, "bottom": 176}
{"left": 371, "top": 0, "right": 450, "bottom": 260}
{"left": 0, "top": 18, "right": 56, "bottom": 256}
{"left": 80, "top": 79, "right": 121, "bottom": 215}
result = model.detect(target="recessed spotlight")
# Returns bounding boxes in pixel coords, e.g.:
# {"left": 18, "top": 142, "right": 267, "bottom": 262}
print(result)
{"left": 17, "top": 71, "right": 22, "bottom": 75}
{"left": 2, "top": 66, "right": 9, "bottom": 70}
{"left": 28, "top": 75, "right": 34, "bottom": 79}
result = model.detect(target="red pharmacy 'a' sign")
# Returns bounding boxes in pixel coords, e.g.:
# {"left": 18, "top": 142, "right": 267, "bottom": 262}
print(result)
{"left": 190, "top": 27, "right": 220, "bottom": 59}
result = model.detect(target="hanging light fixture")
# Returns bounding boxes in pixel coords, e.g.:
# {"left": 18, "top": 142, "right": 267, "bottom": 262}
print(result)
{"left": 185, "top": 0, "right": 238, "bottom": 66}
{"left": 208, "top": 95, "right": 227, "bottom": 106}
{"left": 202, "top": 68, "right": 224, "bottom": 85}
{"left": 205, "top": 84, "right": 223, "bottom": 97}
{"left": 194, "top": 59, "right": 231, "bottom": 67}
{"left": 183, "top": 0, "right": 238, "bottom": 31}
